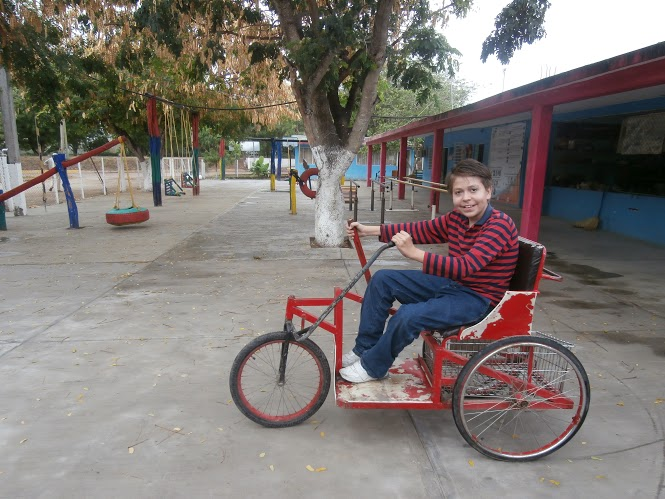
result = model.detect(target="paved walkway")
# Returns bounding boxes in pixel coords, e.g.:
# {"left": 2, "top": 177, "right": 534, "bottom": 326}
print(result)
{"left": 0, "top": 179, "right": 663, "bottom": 498}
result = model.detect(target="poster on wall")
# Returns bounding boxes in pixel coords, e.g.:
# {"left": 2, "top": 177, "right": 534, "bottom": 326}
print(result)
{"left": 488, "top": 122, "right": 526, "bottom": 204}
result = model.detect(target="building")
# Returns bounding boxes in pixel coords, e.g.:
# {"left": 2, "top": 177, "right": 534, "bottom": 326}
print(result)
{"left": 364, "top": 42, "right": 665, "bottom": 246}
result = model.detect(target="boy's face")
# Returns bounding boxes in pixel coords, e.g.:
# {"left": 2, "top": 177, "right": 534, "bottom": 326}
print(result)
{"left": 451, "top": 175, "right": 492, "bottom": 226}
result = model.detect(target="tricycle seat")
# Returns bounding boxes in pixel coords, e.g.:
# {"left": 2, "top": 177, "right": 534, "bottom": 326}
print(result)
{"left": 429, "top": 237, "right": 547, "bottom": 340}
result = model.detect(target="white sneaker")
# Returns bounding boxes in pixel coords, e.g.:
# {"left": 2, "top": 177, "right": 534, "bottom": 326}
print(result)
{"left": 339, "top": 360, "right": 379, "bottom": 383}
{"left": 341, "top": 350, "right": 361, "bottom": 368}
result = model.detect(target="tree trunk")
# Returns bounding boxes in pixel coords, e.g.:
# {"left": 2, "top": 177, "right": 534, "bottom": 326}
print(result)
{"left": 139, "top": 159, "right": 152, "bottom": 192}
{"left": 311, "top": 144, "right": 356, "bottom": 247}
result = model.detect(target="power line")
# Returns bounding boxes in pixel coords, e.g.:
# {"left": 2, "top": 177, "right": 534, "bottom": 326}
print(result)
{"left": 84, "top": 72, "right": 297, "bottom": 112}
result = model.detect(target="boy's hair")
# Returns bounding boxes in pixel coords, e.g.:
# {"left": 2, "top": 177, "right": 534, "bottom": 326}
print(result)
{"left": 445, "top": 159, "right": 493, "bottom": 190}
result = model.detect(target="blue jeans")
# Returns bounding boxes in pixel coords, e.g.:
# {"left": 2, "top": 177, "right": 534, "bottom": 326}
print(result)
{"left": 353, "top": 269, "right": 491, "bottom": 378}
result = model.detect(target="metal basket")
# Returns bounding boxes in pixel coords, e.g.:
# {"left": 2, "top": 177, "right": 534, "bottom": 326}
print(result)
{"left": 423, "top": 332, "right": 575, "bottom": 396}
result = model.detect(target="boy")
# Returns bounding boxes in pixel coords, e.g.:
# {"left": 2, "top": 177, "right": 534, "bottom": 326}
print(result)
{"left": 340, "top": 159, "right": 519, "bottom": 383}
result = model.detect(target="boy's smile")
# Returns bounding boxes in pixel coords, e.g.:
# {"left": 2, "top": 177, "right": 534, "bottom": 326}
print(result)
{"left": 451, "top": 176, "right": 492, "bottom": 226}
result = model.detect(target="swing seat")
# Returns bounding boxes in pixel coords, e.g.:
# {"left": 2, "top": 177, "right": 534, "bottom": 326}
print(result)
{"left": 106, "top": 207, "right": 150, "bottom": 226}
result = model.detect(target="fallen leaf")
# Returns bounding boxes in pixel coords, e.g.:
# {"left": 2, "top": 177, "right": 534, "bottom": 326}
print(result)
{"left": 549, "top": 479, "right": 560, "bottom": 486}
{"left": 591, "top": 456, "right": 603, "bottom": 461}
{"left": 595, "top": 475, "right": 606, "bottom": 479}
{"left": 128, "top": 447, "right": 134, "bottom": 454}
{"left": 315, "top": 467, "right": 327, "bottom": 472}
{"left": 468, "top": 460, "right": 475, "bottom": 467}
{"left": 306, "top": 465, "right": 315, "bottom": 472}
{"left": 173, "top": 427, "right": 181, "bottom": 432}
{"left": 320, "top": 432, "right": 325, "bottom": 438}
{"left": 20, "top": 439, "right": 28, "bottom": 444}
{"left": 616, "top": 401, "right": 624, "bottom": 407}
{"left": 269, "top": 465, "right": 274, "bottom": 471}
{"left": 654, "top": 398, "right": 664, "bottom": 404}
{"left": 259, "top": 452, "right": 266, "bottom": 458}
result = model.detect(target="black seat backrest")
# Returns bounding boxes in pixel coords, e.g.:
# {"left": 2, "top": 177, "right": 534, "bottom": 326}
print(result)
{"left": 509, "top": 237, "right": 545, "bottom": 291}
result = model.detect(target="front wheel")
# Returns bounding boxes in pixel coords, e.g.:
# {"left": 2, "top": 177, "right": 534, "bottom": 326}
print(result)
{"left": 452, "top": 336, "right": 590, "bottom": 461}
{"left": 229, "top": 331, "right": 331, "bottom": 428}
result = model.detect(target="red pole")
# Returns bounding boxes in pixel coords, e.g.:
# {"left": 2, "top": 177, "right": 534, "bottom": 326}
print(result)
{"left": 430, "top": 129, "right": 444, "bottom": 213}
{"left": 398, "top": 136, "right": 407, "bottom": 199}
{"left": 521, "top": 104, "right": 553, "bottom": 241}
{"left": 366, "top": 144, "right": 373, "bottom": 187}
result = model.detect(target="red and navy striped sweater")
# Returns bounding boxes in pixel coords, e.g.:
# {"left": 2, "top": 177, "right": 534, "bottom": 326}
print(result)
{"left": 379, "top": 207, "right": 519, "bottom": 305}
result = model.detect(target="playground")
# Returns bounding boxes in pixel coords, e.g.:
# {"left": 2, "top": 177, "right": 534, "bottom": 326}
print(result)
{"left": 1, "top": 179, "right": 664, "bottom": 497}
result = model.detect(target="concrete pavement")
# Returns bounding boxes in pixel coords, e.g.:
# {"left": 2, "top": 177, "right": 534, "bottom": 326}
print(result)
{"left": 0, "top": 178, "right": 664, "bottom": 498}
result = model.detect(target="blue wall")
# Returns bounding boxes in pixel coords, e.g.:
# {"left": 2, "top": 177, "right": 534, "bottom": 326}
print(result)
{"left": 543, "top": 187, "right": 665, "bottom": 245}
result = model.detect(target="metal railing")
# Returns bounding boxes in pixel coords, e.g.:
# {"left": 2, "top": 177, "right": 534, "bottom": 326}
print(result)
{"left": 369, "top": 177, "right": 448, "bottom": 222}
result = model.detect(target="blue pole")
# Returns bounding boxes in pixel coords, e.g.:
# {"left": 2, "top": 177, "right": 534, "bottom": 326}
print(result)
{"left": 277, "top": 141, "right": 283, "bottom": 180}
{"left": 53, "top": 153, "right": 79, "bottom": 229}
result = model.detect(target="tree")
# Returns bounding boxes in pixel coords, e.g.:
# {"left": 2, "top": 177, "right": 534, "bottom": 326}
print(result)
{"left": 1, "top": 1, "right": 298, "bottom": 162}
{"left": 369, "top": 74, "right": 475, "bottom": 138}
{"left": 247, "top": 0, "right": 550, "bottom": 246}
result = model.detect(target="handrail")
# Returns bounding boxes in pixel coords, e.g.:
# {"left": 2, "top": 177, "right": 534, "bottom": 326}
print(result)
{"left": 391, "top": 177, "right": 448, "bottom": 193}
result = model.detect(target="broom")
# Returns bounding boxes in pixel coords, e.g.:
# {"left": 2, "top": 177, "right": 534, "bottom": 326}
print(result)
{"left": 573, "top": 189, "right": 605, "bottom": 230}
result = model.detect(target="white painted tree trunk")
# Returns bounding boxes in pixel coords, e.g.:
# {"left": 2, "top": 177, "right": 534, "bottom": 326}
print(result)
{"left": 311, "top": 145, "right": 356, "bottom": 247}
{"left": 140, "top": 159, "right": 153, "bottom": 192}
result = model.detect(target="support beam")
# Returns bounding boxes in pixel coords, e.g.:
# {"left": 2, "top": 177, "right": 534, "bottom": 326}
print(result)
{"left": 521, "top": 104, "right": 553, "bottom": 241}
{"left": 366, "top": 145, "right": 373, "bottom": 187}
{"left": 379, "top": 142, "right": 387, "bottom": 186}
{"left": 398, "top": 137, "right": 407, "bottom": 199}
{"left": 430, "top": 129, "right": 444, "bottom": 213}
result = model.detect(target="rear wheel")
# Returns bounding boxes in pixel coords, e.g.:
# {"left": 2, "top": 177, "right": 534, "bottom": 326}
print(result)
{"left": 229, "top": 331, "right": 331, "bottom": 428}
{"left": 452, "top": 336, "right": 590, "bottom": 461}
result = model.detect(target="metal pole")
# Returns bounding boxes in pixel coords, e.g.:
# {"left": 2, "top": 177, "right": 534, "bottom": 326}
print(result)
{"left": 380, "top": 188, "right": 385, "bottom": 224}
{"left": 353, "top": 186, "right": 358, "bottom": 221}
{"left": 389, "top": 180, "right": 393, "bottom": 210}
{"left": 101, "top": 158, "right": 107, "bottom": 195}
{"left": 370, "top": 182, "right": 375, "bottom": 211}
{"left": 78, "top": 162, "right": 85, "bottom": 199}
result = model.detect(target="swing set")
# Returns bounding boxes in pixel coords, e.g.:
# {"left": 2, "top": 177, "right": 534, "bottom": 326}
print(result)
{"left": 0, "top": 96, "right": 204, "bottom": 231}
{"left": 105, "top": 141, "right": 150, "bottom": 226}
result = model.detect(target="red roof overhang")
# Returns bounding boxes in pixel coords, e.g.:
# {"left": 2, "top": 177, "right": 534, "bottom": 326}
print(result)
{"left": 366, "top": 42, "right": 665, "bottom": 145}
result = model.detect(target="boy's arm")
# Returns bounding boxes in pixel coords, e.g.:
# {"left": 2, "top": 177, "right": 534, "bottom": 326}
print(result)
{"left": 423, "top": 217, "right": 517, "bottom": 279}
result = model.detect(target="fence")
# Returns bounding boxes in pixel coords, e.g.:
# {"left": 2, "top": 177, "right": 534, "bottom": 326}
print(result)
{"left": 1, "top": 155, "right": 211, "bottom": 211}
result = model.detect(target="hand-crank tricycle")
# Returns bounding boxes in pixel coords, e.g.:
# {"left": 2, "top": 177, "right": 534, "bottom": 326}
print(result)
{"left": 229, "top": 231, "right": 590, "bottom": 461}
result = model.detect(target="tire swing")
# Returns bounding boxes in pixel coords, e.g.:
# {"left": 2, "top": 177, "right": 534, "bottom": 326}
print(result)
{"left": 298, "top": 167, "right": 318, "bottom": 199}
{"left": 106, "top": 141, "right": 150, "bottom": 226}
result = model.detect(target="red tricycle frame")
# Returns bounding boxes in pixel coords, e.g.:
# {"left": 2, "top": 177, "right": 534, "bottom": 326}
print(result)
{"left": 230, "top": 231, "right": 590, "bottom": 461}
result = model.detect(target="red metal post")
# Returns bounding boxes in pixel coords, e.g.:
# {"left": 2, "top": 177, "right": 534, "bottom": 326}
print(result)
{"left": 430, "top": 129, "right": 444, "bottom": 213}
{"left": 398, "top": 136, "right": 407, "bottom": 199}
{"left": 366, "top": 144, "right": 373, "bottom": 187}
{"left": 521, "top": 104, "right": 553, "bottom": 241}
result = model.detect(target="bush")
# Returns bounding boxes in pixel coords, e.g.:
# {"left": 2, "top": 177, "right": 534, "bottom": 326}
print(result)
{"left": 250, "top": 156, "right": 270, "bottom": 177}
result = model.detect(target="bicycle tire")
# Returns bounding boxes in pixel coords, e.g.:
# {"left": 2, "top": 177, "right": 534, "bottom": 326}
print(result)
{"left": 229, "top": 331, "right": 331, "bottom": 428}
{"left": 452, "top": 335, "right": 590, "bottom": 461}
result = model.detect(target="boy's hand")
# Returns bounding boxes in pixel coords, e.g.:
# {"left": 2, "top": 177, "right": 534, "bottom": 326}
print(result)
{"left": 392, "top": 231, "right": 425, "bottom": 263}
{"left": 346, "top": 221, "right": 380, "bottom": 238}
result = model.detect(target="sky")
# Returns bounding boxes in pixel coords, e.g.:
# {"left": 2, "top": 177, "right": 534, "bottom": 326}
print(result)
{"left": 443, "top": 0, "right": 665, "bottom": 103}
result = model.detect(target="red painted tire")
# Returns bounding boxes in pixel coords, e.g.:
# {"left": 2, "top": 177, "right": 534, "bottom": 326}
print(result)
{"left": 298, "top": 168, "right": 318, "bottom": 199}
{"left": 106, "top": 207, "right": 150, "bottom": 226}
